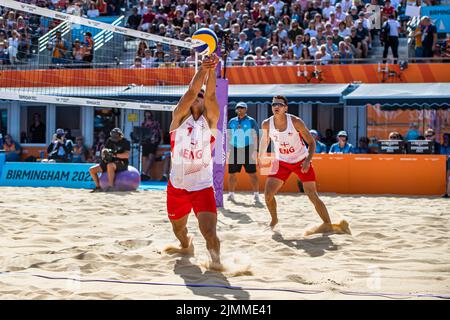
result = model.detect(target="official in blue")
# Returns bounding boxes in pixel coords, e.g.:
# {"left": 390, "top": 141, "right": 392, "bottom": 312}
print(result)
{"left": 310, "top": 130, "right": 327, "bottom": 153}
{"left": 227, "top": 102, "right": 261, "bottom": 205}
{"left": 329, "top": 130, "right": 354, "bottom": 154}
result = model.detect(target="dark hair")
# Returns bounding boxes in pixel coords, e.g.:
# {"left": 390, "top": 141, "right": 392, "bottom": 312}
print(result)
{"left": 273, "top": 95, "right": 288, "bottom": 105}
{"left": 144, "top": 110, "right": 153, "bottom": 118}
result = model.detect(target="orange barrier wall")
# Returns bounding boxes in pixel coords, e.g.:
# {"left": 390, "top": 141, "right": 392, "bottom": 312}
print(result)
{"left": 223, "top": 154, "right": 447, "bottom": 195}
{"left": 20, "top": 146, "right": 47, "bottom": 160}
{"left": 1, "top": 63, "right": 450, "bottom": 87}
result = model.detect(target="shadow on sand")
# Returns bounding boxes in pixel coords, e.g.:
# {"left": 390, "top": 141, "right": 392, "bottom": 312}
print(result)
{"left": 272, "top": 231, "right": 338, "bottom": 257}
{"left": 173, "top": 257, "right": 250, "bottom": 300}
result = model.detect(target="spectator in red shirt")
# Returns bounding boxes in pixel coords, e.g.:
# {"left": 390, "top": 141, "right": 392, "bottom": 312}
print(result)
{"left": 139, "top": 4, "right": 156, "bottom": 32}
{"left": 96, "top": 0, "right": 108, "bottom": 16}
{"left": 381, "top": 0, "right": 395, "bottom": 22}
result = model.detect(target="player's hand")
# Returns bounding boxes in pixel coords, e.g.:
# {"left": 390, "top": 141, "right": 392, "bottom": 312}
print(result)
{"left": 257, "top": 154, "right": 271, "bottom": 169}
{"left": 301, "top": 159, "right": 311, "bottom": 173}
{"left": 201, "top": 54, "right": 219, "bottom": 69}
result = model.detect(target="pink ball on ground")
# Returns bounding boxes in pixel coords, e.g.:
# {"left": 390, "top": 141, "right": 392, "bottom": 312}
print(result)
{"left": 99, "top": 166, "right": 141, "bottom": 191}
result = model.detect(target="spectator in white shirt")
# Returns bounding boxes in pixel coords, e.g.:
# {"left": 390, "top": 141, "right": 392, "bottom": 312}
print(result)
{"left": 270, "top": 46, "right": 284, "bottom": 65}
{"left": 308, "top": 37, "right": 320, "bottom": 57}
{"left": 304, "top": 22, "right": 318, "bottom": 38}
{"left": 335, "top": 3, "right": 347, "bottom": 21}
{"left": 137, "top": 0, "right": 148, "bottom": 16}
{"left": 272, "top": 0, "right": 285, "bottom": 17}
{"left": 130, "top": 56, "right": 144, "bottom": 69}
{"left": 176, "top": 0, "right": 188, "bottom": 16}
{"left": 238, "top": 32, "right": 251, "bottom": 53}
{"left": 341, "top": 0, "right": 353, "bottom": 13}
{"left": 338, "top": 21, "right": 351, "bottom": 38}
{"left": 319, "top": 45, "right": 332, "bottom": 64}
{"left": 86, "top": 2, "right": 100, "bottom": 18}
{"left": 229, "top": 42, "right": 240, "bottom": 60}
{"left": 142, "top": 49, "right": 157, "bottom": 68}
{"left": 276, "top": 21, "right": 288, "bottom": 41}
{"left": 322, "top": 0, "right": 336, "bottom": 19}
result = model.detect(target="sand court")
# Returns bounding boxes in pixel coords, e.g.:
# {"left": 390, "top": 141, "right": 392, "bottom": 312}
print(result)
{"left": 0, "top": 187, "right": 449, "bottom": 299}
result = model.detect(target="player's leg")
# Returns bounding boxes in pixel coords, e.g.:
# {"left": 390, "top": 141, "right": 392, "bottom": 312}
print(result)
{"left": 303, "top": 181, "right": 351, "bottom": 236}
{"left": 303, "top": 181, "right": 331, "bottom": 224}
{"left": 264, "top": 177, "right": 284, "bottom": 228}
{"left": 169, "top": 214, "right": 191, "bottom": 248}
{"left": 166, "top": 182, "right": 194, "bottom": 253}
{"left": 192, "top": 186, "right": 220, "bottom": 265}
{"left": 197, "top": 212, "right": 221, "bottom": 266}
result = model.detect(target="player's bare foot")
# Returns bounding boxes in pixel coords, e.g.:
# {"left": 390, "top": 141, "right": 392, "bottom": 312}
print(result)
{"left": 269, "top": 218, "right": 278, "bottom": 229}
{"left": 164, "top": 235, "right": 194, "bottom": 255}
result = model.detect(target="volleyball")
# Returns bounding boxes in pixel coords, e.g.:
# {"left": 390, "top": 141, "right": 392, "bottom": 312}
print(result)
{"left": 192, "top": 28, "right": 218, "bottom": 56}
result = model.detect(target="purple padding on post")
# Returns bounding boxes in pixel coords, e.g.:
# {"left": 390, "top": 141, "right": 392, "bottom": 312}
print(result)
{"left": 213, "top": 78, "right": 228, "bottom": 208}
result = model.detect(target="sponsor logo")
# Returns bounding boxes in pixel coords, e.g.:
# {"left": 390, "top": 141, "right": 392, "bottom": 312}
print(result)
{"left": 86, "top": 100, "right": 101, "bottom": 106}
{"left": 54, "top": 13, "right": 67, "bottom": 20}
{"left": 18, "top": 94, "right": 37, "bottom": 101}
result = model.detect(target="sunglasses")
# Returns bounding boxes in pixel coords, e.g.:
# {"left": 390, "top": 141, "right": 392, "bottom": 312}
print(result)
{"left": 271, "top": 102, "right": 286, "bottom": 107}
{"left": 425, "top": 135, "right": 433, "bottom": 138}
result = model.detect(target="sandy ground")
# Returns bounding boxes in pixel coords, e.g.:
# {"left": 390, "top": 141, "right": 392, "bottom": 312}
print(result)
{"left": 0, "top": 187, "right": 449, "bottom": 300}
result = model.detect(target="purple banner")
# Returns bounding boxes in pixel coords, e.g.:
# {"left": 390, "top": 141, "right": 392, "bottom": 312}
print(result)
{"left": 213, "top": 78, "right": 228, "bottom": 208}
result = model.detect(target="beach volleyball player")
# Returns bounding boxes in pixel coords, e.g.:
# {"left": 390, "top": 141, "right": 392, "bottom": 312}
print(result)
{"left": 164, "top": 54, "right": 221, "bottom": 266}
{"left": 258, "top": 95, "right": 350, "bottom": 236}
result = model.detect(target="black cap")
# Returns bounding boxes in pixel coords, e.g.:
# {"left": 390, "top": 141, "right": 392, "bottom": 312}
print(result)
{"left": 110, "top": 128, "right": 123, "bottom": 141}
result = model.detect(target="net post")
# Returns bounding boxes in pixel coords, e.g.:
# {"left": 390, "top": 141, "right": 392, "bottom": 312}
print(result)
{"left": 195, "top": 51, "right": 199, "bottom": 72}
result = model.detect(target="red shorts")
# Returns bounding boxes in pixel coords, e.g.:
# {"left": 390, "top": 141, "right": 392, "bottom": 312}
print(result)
{"left": 268, "top": 159, "right": 316, "bottom": 183}
{"left": 166, "top": 180, "right": 217, "bottom": 220}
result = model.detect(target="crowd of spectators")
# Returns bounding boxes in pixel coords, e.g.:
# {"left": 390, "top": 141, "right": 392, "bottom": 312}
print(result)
{"left": 125, "top": 0, "right": 447, "bottom": 68}
{"left": 1, "top": 0, "right": 448, "bottom": 68}
{"left": 0, "top": 0, "right": 125, "bottom": 66}
{"left": 0, "top": 5, "right": 42, "bottom": 65}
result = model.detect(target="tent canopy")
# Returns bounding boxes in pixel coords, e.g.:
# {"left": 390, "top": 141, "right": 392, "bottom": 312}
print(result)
{"left": 344, "top": 83, "right": 450, "bottom": 109}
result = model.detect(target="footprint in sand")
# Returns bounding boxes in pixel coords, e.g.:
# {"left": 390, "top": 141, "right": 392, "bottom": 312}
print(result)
{"left": 115, "top": 239, "right": 152, "bottom": 250}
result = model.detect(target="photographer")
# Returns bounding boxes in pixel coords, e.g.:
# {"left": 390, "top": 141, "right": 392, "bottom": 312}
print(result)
{"left": 89, "top": 128, "right": 130, "bottom": 192}
{"left": 140, "top": 111, "right": 161, "bottom": 181}
{"left": 47, "top": 128, "right": 71, "bottom": 163}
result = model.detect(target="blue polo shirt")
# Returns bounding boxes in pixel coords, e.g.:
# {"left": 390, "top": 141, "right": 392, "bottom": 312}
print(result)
{"left": 329, "top": 142, "right": 354, "bottom": 154}
{"left": 315, "top": 140, "right": 327, "bottom": 153}
{"left": 228, "top": 115, "right": 259, "bottom": 148}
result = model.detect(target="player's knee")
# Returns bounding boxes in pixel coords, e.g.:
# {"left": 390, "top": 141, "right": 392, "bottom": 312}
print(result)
{"left": 264, "top": 189, "right": 275, "bottom": 201}
{"left": 89, "top": 166, "right": 99, "bottom": 174}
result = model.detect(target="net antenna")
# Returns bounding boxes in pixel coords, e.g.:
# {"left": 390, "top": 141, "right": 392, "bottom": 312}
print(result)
{"left": 0, "top": 0, "right": 203, "bottom": 111}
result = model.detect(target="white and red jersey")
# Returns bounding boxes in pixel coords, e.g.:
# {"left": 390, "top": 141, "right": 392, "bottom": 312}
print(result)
{"left": 268, "top": 114, "right": 309, "bottom": 163}
{"left": 169, "top": 114, "right": 215, "bottom": 191}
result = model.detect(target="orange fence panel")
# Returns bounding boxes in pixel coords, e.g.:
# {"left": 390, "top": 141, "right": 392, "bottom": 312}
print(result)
{"left": 1, "top": 64, "right": 450, "bottom": 87}
{"left": 224, "top": 154, "right": 446, "bottom": 195}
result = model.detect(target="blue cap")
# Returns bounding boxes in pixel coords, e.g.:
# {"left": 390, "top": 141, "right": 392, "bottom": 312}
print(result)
{"left": 338, "top": 130, "right": 348, "bottom": 137}
{"left": 56, "top": 128, "right": 65, "bottom": 135}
